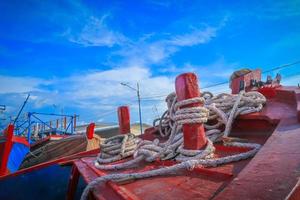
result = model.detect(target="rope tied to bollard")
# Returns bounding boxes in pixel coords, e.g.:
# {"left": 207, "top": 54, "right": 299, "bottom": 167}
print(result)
{"left": 81, "top": 90, "right": 266, "bottom": 200}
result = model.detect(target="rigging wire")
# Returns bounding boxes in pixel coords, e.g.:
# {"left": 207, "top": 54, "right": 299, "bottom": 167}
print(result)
{"left": 262, "top": 60, "right": 300, "bottom": 74}
{"left": 73, "top": 62, "right": 300, "bottom": 126}
{"left": 141, "top": 70, "right": 300, "bottom": 104}
{"left": 139, "top": 60, "right": 300, "bottom": 100}
{"left": 3, "top": 61, "right": 299, "bottom": 128}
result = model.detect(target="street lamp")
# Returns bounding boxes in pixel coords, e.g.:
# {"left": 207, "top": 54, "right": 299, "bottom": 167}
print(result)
{"left": 0, "top": 105, "right": 6, "bottom": 111}
{"left": 120, "top": 82, "right": 143, "bottom": 135}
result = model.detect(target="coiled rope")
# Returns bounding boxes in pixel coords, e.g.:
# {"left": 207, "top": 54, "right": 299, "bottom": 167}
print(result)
{"left": 81, "top": 91, "right": 266, "bottom": 200}
{"left": 96, "top": 133, "right": 141, "bottom": 164}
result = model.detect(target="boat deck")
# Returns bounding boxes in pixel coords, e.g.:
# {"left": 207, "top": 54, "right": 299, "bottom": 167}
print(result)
{"left": 69, "top": 144, "right": 257, "bottom": 200}
{"left": 66, "top": 86, "right": 300, "bottom": 200}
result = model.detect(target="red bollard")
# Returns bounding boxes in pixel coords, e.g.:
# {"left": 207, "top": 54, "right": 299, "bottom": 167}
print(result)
{"left": 73, "top": 114, "right": 77, "bottom": 130}
{"left": 0, "top": 124, "right": 14, "bottom": 176}
{"left": 118, "top": 106, "right": 130, "bottom": 134}
{"left": 175, "top": 73, "right": 207, "bottom": 150}
{"left": 86, "top": 123, "right": 95, "bottom": 139}
{"left": 64, "top": 117, "right": 67, "bottom": 129}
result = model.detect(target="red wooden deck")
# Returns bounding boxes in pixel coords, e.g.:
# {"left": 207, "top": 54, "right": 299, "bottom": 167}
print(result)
{"left": 68, "top": 145, "right": 254, "bottom": 200}
{"left": 66, "top": 86, "right": 300, "bottom": 200}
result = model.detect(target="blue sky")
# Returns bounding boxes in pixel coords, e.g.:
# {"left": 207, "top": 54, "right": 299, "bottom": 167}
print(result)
{"left": 0, "top": 0, "right": 300, "bottom": 126}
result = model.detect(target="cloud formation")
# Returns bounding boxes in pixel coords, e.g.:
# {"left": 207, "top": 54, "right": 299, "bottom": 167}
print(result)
{"left": 0, "top": 66, "right": 174, "bottom": 124}
{"left": 67, "top": 15, "right": 128, "bottom": 47}
{"left": 168, "top": 27, "right": 216, "bottom": 46}
{"left": 0, "top": 75, "right": 46, "bottom": 94}
{"left": 114, "top": 26, "right": 218, "bottom": 70}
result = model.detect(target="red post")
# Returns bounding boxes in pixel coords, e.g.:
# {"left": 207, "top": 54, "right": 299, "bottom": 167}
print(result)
{"left": 86, "top": 123, "right": 95, "bottom": 139}
{"left": 118, "top": 106, "right": 130, "bottom": 134}
{"left": 64, "top": 117, "right": 67, "bottom": 129}
{"left": 73, "top": 114, "right": 77, "bottom": 130}
{"left": 0, "top": 124, "right": 14, "bottom": 176}
{"left": 175, "top": 73, "right": 207, "bottom": 150}
{"left": 66, "top": 165, "right": 80, "bottom": 200}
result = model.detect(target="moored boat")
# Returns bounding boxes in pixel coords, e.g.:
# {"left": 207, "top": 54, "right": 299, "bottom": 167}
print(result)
{"left": 1, "top": 68, "right": 300, "bottom": 200}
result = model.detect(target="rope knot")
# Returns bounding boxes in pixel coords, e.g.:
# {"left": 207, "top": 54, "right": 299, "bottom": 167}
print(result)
{"left": 174, "top": 97, "right": 209, "bottom": 126}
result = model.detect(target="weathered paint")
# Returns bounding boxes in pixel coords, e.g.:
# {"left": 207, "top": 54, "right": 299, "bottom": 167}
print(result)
{"left": 68, "top": 144, "right": 249, "bottom": 200}
{"left": 231, "top": 69, "right": 261, "bottom": 94}
{"left": 175, "top": 72, "right": 207, "bottom": 150}
{"left": 118, "top": 106, "right": 131, "bottom": 134}
{"left": 65, "top": 86, "right": 300, "bottom": 200}
{"left": 66, "top": 165, "right": 80, "bottom": 200}
{"left": 64, "top": 116, "right": 67, "bottom": 129}
{"left": 86, "top": 123, "right": 95, "bottom": 140}
{"left": 286, "top": 178, "right": 300, "bottom": 200}
{"left": 0, "top": 148, "right": 99, "bottom": 179}
{"left": 0, "top": 124, "right": 14, "bottom": 176}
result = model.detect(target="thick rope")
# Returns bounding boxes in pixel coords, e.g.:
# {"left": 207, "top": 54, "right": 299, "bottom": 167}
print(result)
{"left": 81, "top": 91, "right": 266, "bottom": 200}
{"left": 95, "top": 133, "right": 141, "bottom": 165}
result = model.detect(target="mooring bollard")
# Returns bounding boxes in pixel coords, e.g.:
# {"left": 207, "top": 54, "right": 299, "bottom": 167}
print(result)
{"left": 64, "top": 116, "right": 67, "bottom": 129}
{"left": 118, "top": 106, "right": 130, "bottom": 134}
{"left": 175, "top": 73, "right": 207, "bottom": 150}
{"left": 73, "top": 114, "right": 77, "bottom": 131}
{"left": 0, "top": 124, "right": 14, "bottom": 176}
{"left": 86, "top": 123, "right": 95, "bottom": 139}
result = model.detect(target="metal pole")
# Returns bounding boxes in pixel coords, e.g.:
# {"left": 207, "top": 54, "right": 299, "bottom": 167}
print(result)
{"left": 120, "top": 82, "right": 143, "bottom": 135}
{"left": 13, "top": 94, "right": 30, "bottom": 125}
{"left": 0, "top": 105, "right": 6, "bottom": 111}
{"left": 137, "top": 83, "right": 143, "bottom": 135}
{"left": 70, "top": 116, "right": 74, "bottom": 134}
{"left": 27, "top": 113, "right": 31, "bottom": 144}
{"left": 73, "top": 114, "right": 77, "bottom": 132}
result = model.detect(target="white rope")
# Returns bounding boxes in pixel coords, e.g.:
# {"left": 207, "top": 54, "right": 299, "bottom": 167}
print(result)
{"left": 95, "top": 133, "right": 141, "bottom": 165}
{"left": 81, "top": 90, "right": 266, "bottom": 200}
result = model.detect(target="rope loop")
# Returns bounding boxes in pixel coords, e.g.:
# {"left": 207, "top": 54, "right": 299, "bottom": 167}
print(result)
{"left": 96, "top": 133, "right": 141, "bottom": 164}
{"left": 81, "top": 90, "right": 266, "bottom": 200}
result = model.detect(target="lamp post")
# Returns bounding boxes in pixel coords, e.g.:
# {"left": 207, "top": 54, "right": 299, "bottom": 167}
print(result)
{"left": 0, "top": 105, "right": 5, "bottom": 111}
{"left": 120, "top": 82, "right": 143, "bottom": 135}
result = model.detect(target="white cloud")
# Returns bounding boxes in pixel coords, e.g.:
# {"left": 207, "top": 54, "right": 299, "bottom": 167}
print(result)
{"left": 0, "top": 66, "right": 174, "bottom": 124}
{"left": 61, "top": 66, "right": 153, "bottom": 100}
{"left": 168, "top": 27, "right": 217, "bottom": 46}
{"left": 157, "top": 57, "right": 239, "bottom": 88}
{"left": 67, "top": 15, "right": 127, "bottom": 47}
{"left": 114, "top": 26, "right": 218, "bottom": 69}
{"left": 194, "top": 57, "right": 239, "bottom": 80}
{"left": 4, "top": 64, "right": 298, "bottom": 125}
{"left": 0, "top": 75, "right": 45, "bottom": 94}
{"left": 60, "top": 66, "right": 174, "bottom": 124}
{"left": 281, "top": 74, "right": 300, "bottom": 86}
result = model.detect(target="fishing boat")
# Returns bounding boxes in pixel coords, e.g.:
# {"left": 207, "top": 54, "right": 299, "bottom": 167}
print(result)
{"left": 1, "top": 68, "right": 300, "bottom": 200}
{"left": 0, "top": 111, "right": 122, "bottom": 176}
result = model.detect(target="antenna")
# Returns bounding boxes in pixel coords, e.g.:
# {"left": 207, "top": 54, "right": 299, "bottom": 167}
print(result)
{"left": 13, "top": 94, "right": 30, "bottom": 125}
